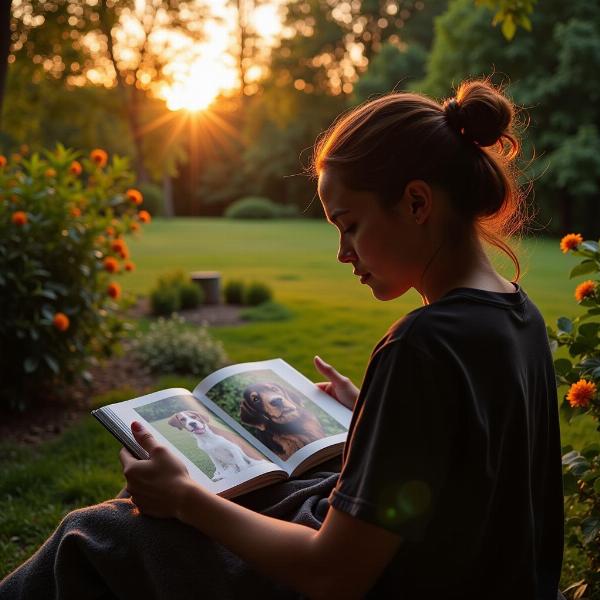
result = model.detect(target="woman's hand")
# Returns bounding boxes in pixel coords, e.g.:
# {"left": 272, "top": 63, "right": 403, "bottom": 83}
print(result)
{"left": 119, "top": 421, "right": 196, "bottom": 520}
{"left": 313, "top": 355, "right": 359, "bottom": 410}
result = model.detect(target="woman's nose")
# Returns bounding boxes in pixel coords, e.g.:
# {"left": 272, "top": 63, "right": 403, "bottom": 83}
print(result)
{"left": 337, "top": 243, "right": 356, "bottom": 264}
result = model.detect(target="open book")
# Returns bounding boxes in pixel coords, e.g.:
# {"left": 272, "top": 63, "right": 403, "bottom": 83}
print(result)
{"left": 92, "top": 359, "right": 351, "bottom": 498}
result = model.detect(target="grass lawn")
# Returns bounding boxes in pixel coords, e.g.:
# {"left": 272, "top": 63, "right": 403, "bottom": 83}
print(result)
{"left": 0, "top": 218, "right": 596, "bottom": 583}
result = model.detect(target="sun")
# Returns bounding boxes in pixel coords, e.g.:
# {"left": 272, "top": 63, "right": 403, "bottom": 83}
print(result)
{"left": 163, "top": 56, "right": 238, "bottom": 112}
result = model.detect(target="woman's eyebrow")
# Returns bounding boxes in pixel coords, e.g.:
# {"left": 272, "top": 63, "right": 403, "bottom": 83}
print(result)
{"left": 329, "top": 208, "right": 350, "bottom": 224}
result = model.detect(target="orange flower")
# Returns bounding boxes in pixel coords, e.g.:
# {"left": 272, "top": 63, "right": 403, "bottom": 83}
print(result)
{"left": 107, "top": 281, "right": 121, "bottom": 299}
{"left": 111, "top": 238, "right": 127, "bottom": 253}
{"left": 103, "top": 257, "right": 119, "bottom": 273}
{"left": 118, "top": 247, "right": 130, "bottom": 260}
{"left": 130, "top": 221, "right": 140, "bottom": 232}
{"left": 124, "top": 261, "right": 135, "bottom": 272}
{"left": 0, "top": 155, "right": 6, "bottom": 168}
{"left": 69, "top": 161, "right": 82, "bottom": 176}
{"left": 45, "top": 168, "right": 57, "bottom": 178}
{"left": 70, "top": 207, "right": 81, "bottom": 217}
{"left": 90, "top": 148, "right": 108, "bottom": 167}
{"left": 560, "top": 233, "right": 583, "bottom": 254}
{"left": 105, "top": 226, "right": 115, "bottom": 237}
{"left": 138, "top": 210, "right": 151, "bottom": 224}
{"left": 52, "top": 312, "right": 70, "bottom": 332}
{"left": 575, "top": 280, "right": 597, "bottom": 302}
{"left": 567, "top": 379, "right": 597, "bottom": 409}
{"left": 126, "top": 188, "right": 143, "bottom": 205}
{"left": 11, "top": 211, "right": 27, "bottom": 226}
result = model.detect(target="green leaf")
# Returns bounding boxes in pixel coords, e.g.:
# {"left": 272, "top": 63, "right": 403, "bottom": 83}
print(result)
{"left": 554, "top": 358, "right": 572, "bottom": 376}
{"left": 581, "top": 241, "right": 600, "bottom": 253}
{"left": 501, "top": 16, "right": 516, "bottom": 40}
{"left": 570, "top": 260, "right": 597, "bottom": 279}
{"left": 557, "top": 317, "right": 573, "bottom": 334}
{"left": 594, "top": 478, "right": 600, "bottom": 494}
{"left": 44, "top": 354, "right": 60, "bottom": 374}
{"left": 24, "top": 356, "right": 39, "bottom": 373}
{"left": 581, "top": 517, "right": 600, "bottom": 545}
{"left": 579, "top": 322, "right": 600, "bottom": 339}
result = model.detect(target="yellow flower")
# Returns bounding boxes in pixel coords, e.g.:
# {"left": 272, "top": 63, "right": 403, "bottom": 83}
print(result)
{"left": 560, "top": 233, "right": 583, "bottom": 254}
{"left": 566, "top": 379, "right": 597, "bottom": 409}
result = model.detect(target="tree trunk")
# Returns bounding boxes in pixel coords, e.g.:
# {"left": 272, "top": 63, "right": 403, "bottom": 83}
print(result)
{"left": 128, "top": 85, "right": 150, "bottom": 183}
{"left": 0, "top": 0, "right": 12, "bottom": 131}
{"left": 162, "top": 172, "right": 174, "bottom": 217}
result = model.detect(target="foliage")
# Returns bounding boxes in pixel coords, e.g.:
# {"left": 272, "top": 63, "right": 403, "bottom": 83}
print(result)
{"left": 476, "top": 0, "right": 538, "bottom": 40}
{"left": 224, "top": 280, "right": 245, "bottom": 305}
{"left": 0, "top": 145, "right": 148, "bottom": 411}
{"left": 224, "top": 196, "right": 296, "bottom": 219}
{"left": 546, "top": 235, "right": 600, "bottom": 598}
{"left": 240, "top": 301, "right": 292, "bottom": 322}
{"left": 149, "top": 271, "right": 203, "bottom": 316}
{"left": 133, "top": 315, "right": 228, "bottom": 378}
{"left": 418, "top": 0, "right": 600, "bottom": 235}
{"left": 137, "top": 181, "right": 164, "bottom": 218}
{"left": 244, "top": 282, "right": 273, "bottom": 306}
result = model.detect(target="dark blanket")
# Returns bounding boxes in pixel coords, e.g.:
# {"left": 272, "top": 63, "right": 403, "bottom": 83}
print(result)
{"left": 0, "top": 457, "right": 342, "bottom": 600}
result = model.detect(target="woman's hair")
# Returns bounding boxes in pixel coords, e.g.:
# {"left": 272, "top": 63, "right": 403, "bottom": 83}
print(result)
{"left": 312, "top": 79, "right": 526, "bottom": 280}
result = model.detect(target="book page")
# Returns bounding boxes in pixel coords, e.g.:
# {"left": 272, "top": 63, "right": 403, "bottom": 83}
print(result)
{"left": 96, "top": 388, "right": 281, "bottom": 496}
{"left": 193, "top": 359, "right": 352, "bottom": 475}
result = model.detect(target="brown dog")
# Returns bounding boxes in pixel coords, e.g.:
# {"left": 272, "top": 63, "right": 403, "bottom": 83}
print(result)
{"left": 240, "top": 383, "right": 325, "bottom": 460}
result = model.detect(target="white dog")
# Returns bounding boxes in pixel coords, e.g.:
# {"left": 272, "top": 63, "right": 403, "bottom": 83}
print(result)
{"left": 168, "top": 410, "right": 266, "bottom": 481}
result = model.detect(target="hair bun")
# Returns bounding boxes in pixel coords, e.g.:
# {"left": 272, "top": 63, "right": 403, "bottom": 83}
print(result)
{"left": 444, "top": 80, "right": 513, "bottom": 148}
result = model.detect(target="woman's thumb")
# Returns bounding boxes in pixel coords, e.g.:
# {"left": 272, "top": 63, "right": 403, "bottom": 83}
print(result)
{"left": 314, "top": 356, "right": 339, "bottom": 380}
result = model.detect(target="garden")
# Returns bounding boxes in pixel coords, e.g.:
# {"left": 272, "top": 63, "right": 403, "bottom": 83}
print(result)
{"left": 1, "top": 0, "right": 600, "bottom": 597}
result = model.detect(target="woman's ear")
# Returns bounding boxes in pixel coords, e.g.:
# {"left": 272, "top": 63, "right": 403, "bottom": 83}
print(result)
{"left": 399, "top": 180, "right": 433, "bottom": 225}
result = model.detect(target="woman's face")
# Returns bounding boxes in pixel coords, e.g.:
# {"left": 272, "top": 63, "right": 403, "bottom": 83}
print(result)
{"left": 317, "top": 169, "right": 428, "bottom": 301}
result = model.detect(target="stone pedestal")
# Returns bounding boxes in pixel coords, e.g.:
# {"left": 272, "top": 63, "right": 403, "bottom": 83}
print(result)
{"left": 190, "top": 271, "right": 221, "bottom": 305}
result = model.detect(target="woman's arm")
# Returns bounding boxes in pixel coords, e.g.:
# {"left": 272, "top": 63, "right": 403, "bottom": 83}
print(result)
{"left": 120, "top": 422, "right": 401, "bottom": 599}
{"left": 177, "top": 481, "right": 402, "bottom": 600}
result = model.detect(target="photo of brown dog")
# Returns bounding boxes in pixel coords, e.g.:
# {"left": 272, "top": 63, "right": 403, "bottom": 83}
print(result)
{"left": 240, "top": 382, "right": 326, "bottom": 460}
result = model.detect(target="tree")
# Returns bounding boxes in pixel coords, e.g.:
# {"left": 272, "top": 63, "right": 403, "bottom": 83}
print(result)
{"left": 418, "top": 0, "right": 600, "bottom": 235}
{"left": 0, "top": 0, "right": 12, "bottom": 130}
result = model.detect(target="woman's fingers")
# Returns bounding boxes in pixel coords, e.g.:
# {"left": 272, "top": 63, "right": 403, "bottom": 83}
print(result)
{"left": 314, "top": 355, "right": 344, "bottom": 383}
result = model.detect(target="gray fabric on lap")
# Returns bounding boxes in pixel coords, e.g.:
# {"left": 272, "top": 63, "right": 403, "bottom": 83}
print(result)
{"left": 0, "top": 457, "right": 341, "bottom": 600}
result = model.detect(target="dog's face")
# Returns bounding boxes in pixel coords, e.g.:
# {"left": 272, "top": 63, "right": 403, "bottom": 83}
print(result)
{"left": 241, "top": 383, "right": 301, "bottom": 429}
{"left": 168, "top": 411, "right": 210, "bottom": 435}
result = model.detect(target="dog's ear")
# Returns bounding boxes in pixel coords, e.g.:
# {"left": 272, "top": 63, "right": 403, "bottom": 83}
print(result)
{"left": 190, "top": 411, "right": 208, "bottom": 424}
{"left": 168, "top": 414, "right": 184, "bottom": 429}
{"left": 240, "top": 396, "right": 268, "bottom": 430}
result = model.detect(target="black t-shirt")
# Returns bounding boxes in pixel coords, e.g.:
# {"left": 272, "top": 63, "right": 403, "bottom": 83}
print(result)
{"left": 328, "top": 284, "right": 564, "bottom": 600}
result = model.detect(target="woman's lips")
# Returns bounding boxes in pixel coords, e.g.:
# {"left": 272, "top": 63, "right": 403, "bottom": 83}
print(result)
{"left": 359, "top": 273, "right": 371, "bottom": 284}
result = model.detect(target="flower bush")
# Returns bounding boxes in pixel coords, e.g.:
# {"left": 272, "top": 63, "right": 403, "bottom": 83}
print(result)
{"left": 547, "top": 234, "right": 600, "bottom": 599}
{"left": 0, "top": 145, "right": 150, "bottom": 411}
{"left": 133, "top": 315, "right": 228, "bottom": 377}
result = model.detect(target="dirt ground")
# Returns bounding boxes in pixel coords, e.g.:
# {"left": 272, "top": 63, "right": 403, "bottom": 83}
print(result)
{"left": 0, "top": 302, "right": 245, "bottom": 448}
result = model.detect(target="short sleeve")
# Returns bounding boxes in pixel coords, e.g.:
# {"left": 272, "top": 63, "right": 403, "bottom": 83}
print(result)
{"left": 329, "top": 340, "right": 460, "bottom": 541}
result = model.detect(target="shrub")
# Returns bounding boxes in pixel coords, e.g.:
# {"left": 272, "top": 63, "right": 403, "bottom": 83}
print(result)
{"left": 179, "top": 282, "right": 203, "bottom": 310}
{"left": 137, "top": 181, "right": 164, "bottom": 217}
{"left": 149, "top": 271, "right": 204, "bottom": 316}
{"left": 133, "top": 315, "right": 228, "bottom": 377}
{"left": 224, "top": 280, "right": 245, "bottom": 304}
{"left": 0, "top": 145, "right": 148, "bottom": 411}
{"left": 244, "top": 282, "right": 273, "bottom": 306}
{"left": 150, "top": 286, "right": 180, "bottom": 316}
{"left": 546, "top": 234, "right": 600, "bottom": 598}
{"left": 225, "top": 196, "right": 282, "bottom": 219}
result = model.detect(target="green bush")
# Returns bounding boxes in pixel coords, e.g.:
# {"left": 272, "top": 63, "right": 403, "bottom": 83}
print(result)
{"left": 179, "top": 282, "right": 203, "bottom": 310}
{"left": 225, "top": 196, "right": 283, "bottom": 219}
{"left": 224, "top": 280, "right": 245, "bottom": 304}
{"left": 0, "top": 144, "right": 148, "bottom": 411}
{"left": 133, "top": 315, "right": 228, "bottom": 377}
{"left": 546, "top": 234, "right": 600, "bottom": 598}
{"left": 150, "top": 271, "right": 204, "bottom": 315}
{"left": 137, "top": 181, "right": 164, "bottom": 217}
{"left": 150, "top": 286, "right": 180, "bottom": 316}
{"left": 244, "top": 281, "right": 273, "bottom": 306}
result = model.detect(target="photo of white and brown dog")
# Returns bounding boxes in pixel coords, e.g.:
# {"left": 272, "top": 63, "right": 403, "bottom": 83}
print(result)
{"left": 240, "top": 382, "right": 325, "bottom": 460}
{"left": 168, "top": 410, "right": 267, "bottom": 481}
